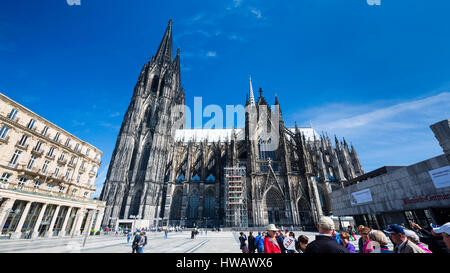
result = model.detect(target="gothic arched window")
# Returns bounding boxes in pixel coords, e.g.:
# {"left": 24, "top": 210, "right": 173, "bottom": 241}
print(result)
{"left": 188, "top": 195, "right": 199, "bottom": 219}
{"left": 203, "top": 189, "right": 215, "bottom": 218}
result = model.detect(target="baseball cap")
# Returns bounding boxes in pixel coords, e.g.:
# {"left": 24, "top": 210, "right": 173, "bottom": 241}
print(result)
{"left": 431, "top": 222, "right": 450, "bottom": 235}
{"left": 384, "top": 224, "right": 405, "bottom": 235}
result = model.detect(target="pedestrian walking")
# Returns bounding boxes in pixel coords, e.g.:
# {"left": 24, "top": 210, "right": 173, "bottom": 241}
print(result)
{"left": 248, "top": 231, "right": 256, "bottom": 253}
{"left": 339, "top": 232, "right": 356, "bottom": 253}
{"left": 368, "top": 230, "right": 392, "bottom": 253}
{"left": 356, "top": 225, "right": 366, "bottom": 253}
{"left": 264, "top": 224, "right": 281, "bottom": 253}
{"left": 127, "top": 230, "right": 132, "bottom": 243}
{"left": 255, "top": 232, "right": 264, "bottom": 253}
{"left": 277, "top": 231, "right": 286, "bottom": 253}
{"left": 360, "top": 226, "right": 375, "bottom": 253}
{"left": 164, "top": 229, "right": 168, "bottom": 239}
{"left": 304, "top": 216, "right": 349, "bottom": 253}
{"left": 384, "top": 224, "right": 426, "bottom": 253}
{"left": 239, "top": 232, "right": 248, "bottom": 253}
{"left": 132, "top": 231, "right": 144, "bottom": 253}
{"left": 140, "top": 232, "right": 148, "bottom": 253}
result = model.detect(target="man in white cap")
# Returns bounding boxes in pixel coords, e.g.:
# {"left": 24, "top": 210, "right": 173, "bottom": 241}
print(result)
{"left": 431, "top": 222, "right": 450, "bottom": 252}
{"left": 304, "top": 216, "right": 349, "bottom": 253}
{"left": 264, "top": 224, "right": 281, "bottom": 253}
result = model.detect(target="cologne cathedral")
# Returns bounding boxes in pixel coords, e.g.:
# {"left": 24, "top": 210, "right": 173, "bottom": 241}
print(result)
{"left": 100, "top": 20, "right": 364, "bottom": 229}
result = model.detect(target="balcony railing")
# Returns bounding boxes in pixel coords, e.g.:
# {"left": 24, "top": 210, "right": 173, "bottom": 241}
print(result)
{"left": 57, "top": 158, "right": 67, "bottom": 165}
{"left": 0, "top": 136, "right": 9, "bottom": 144}
{"left": 19, "top": 165, "right": 41, "bottom": 175}
{"left": 7, "top": 162, "right": 18, "bottom": 169}
{"left": 1, "top": 180, "right": 68, "bottom": 199}
{"left": 45, "top": 154, "right": 55, "bottom": 160}
{"left": 79, "top": 167, "right": 86, "bottom": 173}
{"left": 31, "top": 148, "right": 44, "bottom": 157}
{"left": 51, "top": 173, "right": 65, "bottom": 181}
{"left": 15, "top": 141, "right": 29, "bottom": 150}
{"left": 89, "top": 170, "right": 96, "bottom": 176}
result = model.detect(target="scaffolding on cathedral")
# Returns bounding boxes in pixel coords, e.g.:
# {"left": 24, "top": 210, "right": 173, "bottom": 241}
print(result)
{"left": 224, "top": 166, "right": 248, "bottom": 228}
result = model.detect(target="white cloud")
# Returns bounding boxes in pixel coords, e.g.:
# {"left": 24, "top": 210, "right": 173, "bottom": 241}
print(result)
{"left": 109, "top": 111, "right": 121, "bottom": 118}
{"left": 317, "top": 93, "right": 450, "bottom": 130}
{"left": 288, "top": 92, "right": 450, "bottom": 171}
{"left": 206, "top": 51, "right": 217, "bottom": 57}
{"left": 250, "top": 8, "right": 262, "bottom": 19}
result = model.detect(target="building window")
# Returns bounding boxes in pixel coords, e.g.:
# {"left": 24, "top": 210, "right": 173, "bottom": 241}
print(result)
{"left": 18, "top": 177, "right": 27, "bottom": 186}
{"left": 84, "top": 192, "right": 88, "bottom": 198}
{"left": 76, "top": 173, "right": 81, "bottom": 184}
{"left": 59, "top": 152, "right": 66, "bottom": 161}
{"left": 8, "top": 108, "right": 18, "bottom": 120}
{"left": 80, "top": 161, "right": 85, "bottom": 170}
{"left": 42, "top": 160, "right": 50, "bottom": 174}
{"left": 0, "top": 173, "right": 11, "bottom": 182}
{"left": 34, "top": 141, "right": 42, "bottom": 152}
{"left": 74, "top": 143, "right": 80, "bottom": 152}
{"left": 86, "top": 148, "right": 90, "bottom": 157}
{"left": 65, "top": 169, "right": 71, "bottom": 181}
{"left": 87, "top": 177, "right": 93, "bottom": 186}
{"left": 27, "top": 119, "right": 36, "bottom": 130}
{"left": 69, "top": 156, "right": 75, "bottom": 166}
{"left": 54, "top": 132, "right": 60, "bottom": 142}
{"left": 27, "top": 155, "right": 37, "bottom": 170}
{"left": 18, "top": 134, "right": 28, "bottom": 146}
{"left": 34, "top": 180, "right": 41, "bottom": 189}
{"left": 0, "top": 126, "right": 9, "bottom": 139}
{"left": 48, "top": 184, "right": 54, "bottom": 191}
{"left": 9, "top": 150, "right": 21, "bottom": 167}
{"left": 47, "top": 146, "right": 55, "bottom": 157}
{"left": 71, "top": 189, "right": 77, "bottom": 196}
{"left": 59, "top": 186, "right": 65, "bottom": 193}
{"left": 54, "top": 165, "right": 61, "bottom": 177}
{"left": 65, "top": 138, "right": 71, "bottom": 147}
{"left": 42, "top": 126, "right": 49, "bottom": 136}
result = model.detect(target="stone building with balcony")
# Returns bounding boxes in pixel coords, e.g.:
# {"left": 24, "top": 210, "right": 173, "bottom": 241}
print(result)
{"left": 0, "top": 93, "right": 105, "bottom": 239}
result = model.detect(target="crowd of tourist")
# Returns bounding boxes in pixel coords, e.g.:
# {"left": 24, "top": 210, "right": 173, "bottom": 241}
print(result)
{"left": 238, "top": 216, "right": 450, "bottom": 253}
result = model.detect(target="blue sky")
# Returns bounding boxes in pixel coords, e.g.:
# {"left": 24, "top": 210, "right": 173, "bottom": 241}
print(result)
{"left": 1, "top": 0, "right": 449, "bottom": 197}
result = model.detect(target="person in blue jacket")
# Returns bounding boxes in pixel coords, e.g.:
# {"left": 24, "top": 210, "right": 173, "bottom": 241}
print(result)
{"left": 254, "top": 232, "right": 265, "bottom": 253}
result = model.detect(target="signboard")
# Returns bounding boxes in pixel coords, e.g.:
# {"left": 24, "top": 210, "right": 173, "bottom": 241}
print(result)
{"left": 283, "top": 237, "right": 295, "bottom": 249}
{"left": 350, "top": 188, "right": 373, "bottom": 205}
{"left": 429, "top": 166, "right": 450, "bottom": 189}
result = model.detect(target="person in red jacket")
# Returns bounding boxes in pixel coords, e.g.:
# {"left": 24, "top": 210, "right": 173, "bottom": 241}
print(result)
{"left": 264, "top": 224, "right": 281, "bottom": 253}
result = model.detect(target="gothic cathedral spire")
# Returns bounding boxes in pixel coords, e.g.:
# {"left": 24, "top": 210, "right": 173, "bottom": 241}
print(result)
{"left": 249, "top": 75, "right": 256, "bottom": 105}
{"left": 154, "top": 19, "right": 173, "bottom": 64}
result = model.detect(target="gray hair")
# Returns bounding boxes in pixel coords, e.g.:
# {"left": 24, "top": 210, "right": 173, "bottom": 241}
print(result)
{"left": 368, "top": 230, "right": 389, "bottom": 246}
{"left": 404, "top": 229, "right": 420, "bottom": 244}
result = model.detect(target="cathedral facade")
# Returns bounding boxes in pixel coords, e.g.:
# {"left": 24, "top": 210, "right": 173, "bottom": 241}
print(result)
{"left": 100, "top": 20, "right": 364, "bottom": 229}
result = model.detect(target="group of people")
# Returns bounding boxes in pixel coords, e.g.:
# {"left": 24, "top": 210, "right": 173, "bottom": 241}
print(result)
{"left": 238, "top": 216, "right": 450, "bottom": 253}
{"left": 238, "top": 225, "right": 310, "bottom": 254}
{"left": 130, "top": 230, "right": 148, "bottom": 253}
